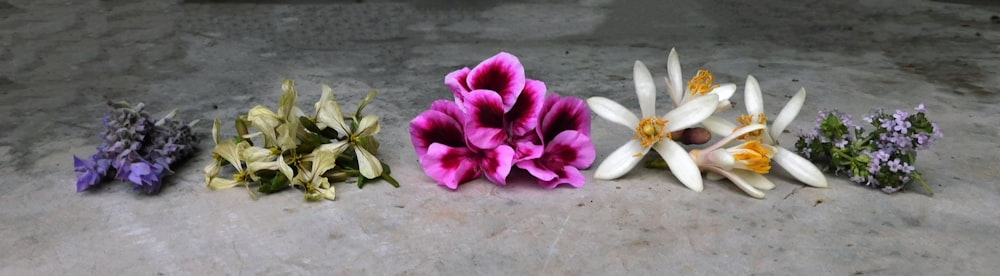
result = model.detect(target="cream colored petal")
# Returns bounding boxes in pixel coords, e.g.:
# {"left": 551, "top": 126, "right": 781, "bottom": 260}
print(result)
{"left": 770, "top": 87, "right": 806, "bottom": 142}
{"left": 203, "top": 161, "right": 221, "bottom": 185}
{"left": 317, "top": 186, "right": 336, "bottom": 201}
{"left": 247, "top": 105, "right": 281, "bottom": 147}
{"left": 311, "top": 142, "right": 345, "bottom": 178}
{"left": 744, "top": 75, "right": 765, "bottom": 116}
{"left": 355, "top": 115, "right": 381, "bottom": 138}
{"left": 773, "top": 147, "right": 828, "bottom": 188}
{"left": 633, "top": 61, "right": 657, "bottom": 118}
{"left": 666, "top": 48, "right": 684, "bottom": 105}
{"left": 587, "top": 97, "right": 640, "bottom": 129}
{"left": 275, "top": 155, "right": 295, "bottom": 183}
{"left": 212, "top": 118, "right": 222, "bottom": 145}
{"left": 314, "top": 84, "right": 334, "bottom": 117}
{"left": 710, "top": 168, "right": 765, "bottom": 199}
{"left": 278, "top": 79, "right": 298, "bottom": 120}
{"left": 662, "top": 94, "right": 719, "bottom": 132}
{"left": 276, "top": 123, "right": 298, "bottom": 151}
{"left": 652, "top": 140, "right": 703, "bottom": 192}
{"left": 316, "top": 100, "right": 350, "bottom": 136}
{"left": 242, "top": 146, "right": 275, "bottom": 163}
{"left": 355, "top": 146, "right": 383, "bottom": 179}
{"left": 208, "top": 178, "right": 241, "bottom": 190}
{"left": 214, "top": 140, "right": 244, "bottom": 172}
{"left": 593, "top": 139, "right": 646, "bottom": 180}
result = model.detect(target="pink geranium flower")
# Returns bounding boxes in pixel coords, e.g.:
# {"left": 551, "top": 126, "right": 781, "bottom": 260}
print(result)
{"left": 410, "top": 100, "right": 515, "bottom": 189}
{"left": 445, "top": 52, "right": 526, "bottom": 111}
{"left": 516, "top": 95, "right": 595, "bottom": 188}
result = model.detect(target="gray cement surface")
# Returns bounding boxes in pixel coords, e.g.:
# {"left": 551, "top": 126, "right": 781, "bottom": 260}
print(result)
{"left": 2, "top": 0, "right": 999, "bottom": 274}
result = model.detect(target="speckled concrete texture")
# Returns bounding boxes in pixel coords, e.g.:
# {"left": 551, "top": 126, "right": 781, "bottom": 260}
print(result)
{"left": 2, "top": 0, "right": 999, "bottom": 274}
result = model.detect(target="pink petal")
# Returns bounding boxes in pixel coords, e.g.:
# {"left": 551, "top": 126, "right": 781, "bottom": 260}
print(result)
{"left": 420, "top": 143, "right": 481, "bottom": 189}
{"left": 512, "top": 135, "right": 544, "bottom": 162}
{"left": 546, "top": 130, "right": 596, "bottom": 169}
{"left": 504, "top": 79, "right": 546, "bottom": 137}
{"left": 539, "top": 94, "right": 591, "bottom": 142}
{"left": 445, "top": 67, "right": 472, "bottom": 104}
{"left": 464, "top": 90, "right": 508, "bottom": 149}
{"left": 466, "top": 52, "right": 526, "bottom": 111}
{"left": 516, "top": 159, "right": 558, "bottom": 181}
{"left": 481, "top": 144, "right": 515, "bottom": 186}
{"left": 410, "top": 108, "right": 466, "bottom": 160}
{"left": 430, "top": 100, "right": 466, "bottom": 123}
{"left": 539, "top": 166, "right": 586, "bottom": 189}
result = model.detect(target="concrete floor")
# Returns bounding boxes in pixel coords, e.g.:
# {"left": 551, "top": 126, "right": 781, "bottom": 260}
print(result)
{"left": 2, "top": 0, "right": 999, "bottom": 274}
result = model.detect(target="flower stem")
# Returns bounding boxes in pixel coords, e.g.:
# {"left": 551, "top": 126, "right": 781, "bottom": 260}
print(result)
{"left": 913, "top": 172, "right": 934, "bottom": 197}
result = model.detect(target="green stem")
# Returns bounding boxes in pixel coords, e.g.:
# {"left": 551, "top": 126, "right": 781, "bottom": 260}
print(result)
{"left": 913, "top": 172, "right": 934, "bottom": 197}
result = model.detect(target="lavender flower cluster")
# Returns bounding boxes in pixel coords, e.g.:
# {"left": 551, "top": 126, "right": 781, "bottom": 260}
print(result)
{"left": 74, "top": 101, "right": 198, "bottom": 194}
{"left": 795, "top": 104, "right": 942, "bottom": 194}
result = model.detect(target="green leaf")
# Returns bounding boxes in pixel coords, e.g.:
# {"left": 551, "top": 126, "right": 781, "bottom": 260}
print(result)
{"left": 300, "top": 116, "right": 323, "bottom": 133}
{"left": 258, "top": 173, "right": 290, "bottom": 194}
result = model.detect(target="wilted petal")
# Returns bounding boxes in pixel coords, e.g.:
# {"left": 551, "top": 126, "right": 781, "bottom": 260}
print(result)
{"left": 773, "top": 147, "right": 828, "bottom": 187}
{"left": 445, "top": 67, "right": 472, "bottom": 103}
{"left": 593, "top": 139, "right": 645, "bottom": 180}
{"left": 211, "top": 118, "right": 222, "bottom": 145}
{"left": 770, "top": 87, "right": 806, "bottom": 142}
{"left": 247, "top": 105, "right": 281, "bottom": 146}
{"left": 466, "top": 52, "right": 526, "bottom": 111}
{"left": 278, "top": 79, "right": 298, "bottom": 120}
{"left": 652, "top": 140, "right": 703, "bottom": 192}
{"left": 203, "top": 160, "right": 221, "bottom": 185}
{"left": 505, "top": 79, "right": 545, "bottom": 137}
{"left": 744, "top": 75, "right": 765, "bottom": 116}
{"left": 214, "top": 140, "right": 246, "bottom": 172}
{"left": 421, "top": 143, "right": 481, "bottom": 189}
{"left": 315, "top": 84, "right": 335, "bottom": 117}
{"left": 540, "top": 166, "right": 586, "bottom": 189}
{"left": 410, "top": 109, "right": 466, "bottom": 159}
{"left": 464, "top": 90, "right": 507, "bottom": 149}
{"left": 316, "top": 99, "right": 350, "bottom": 137}
{"left": 540, "top": 94, "right": 591, "bottom": 141}
{"left": 356, "top": 115, "right": 381, "bottom": 138}
{"left": 662, "top": 94, "right": 719, "bottom": 132}
{"left": 666, "top": 48, "right": 684, "bottom": 106}
{"left": 356, "top": 146, "right": 383, "bottom": 179}
{"left": 587, "top": 97, "right": 639, "bottom": 129}
{"left": 276, "top": 123, "right": 298, "bottom": 152}
{"left": 208, "top": 178, "right": 241, "bottom": 190}
{"left": 633, "top": 61, "right": 657, "bottom": 118}
{"left": 709, "top": 168, "right": 765, "bottom": 199}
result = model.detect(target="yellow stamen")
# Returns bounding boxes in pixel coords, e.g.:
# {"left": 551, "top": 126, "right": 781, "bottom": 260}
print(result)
{"left": 736, "top": 113, "right": 768, "bottom": 140}
{"left": 733, "top": 140, "right": 773, "bottom": 174}
{"left": 687, "top": 70, "right": 720, "bottom": 95}
{"left": 633, "top": 117, "right": 672, "bottom": 148}
{"left": 233, "top": 172, "right": 247, "bottom": 183}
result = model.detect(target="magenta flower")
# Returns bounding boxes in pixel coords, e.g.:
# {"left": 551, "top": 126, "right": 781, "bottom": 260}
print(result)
{"left": 410, "top": 100, "right": 515, "bottom": 189}
{"left": 445, "top": 52, "right": 526, "bottom": 111}
{"left": 414, "top": 52, "right": 594, "bottom": 190}
{"left": 516, "top": 95, "right": 594, "bottom": 188}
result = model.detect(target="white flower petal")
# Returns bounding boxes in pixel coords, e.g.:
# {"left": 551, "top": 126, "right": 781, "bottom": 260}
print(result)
{"left": 662, "top": 94, "right": 719, "bottom": 132}
{"left": 733, "top": 170, "right": 776, "bottom": 191}
{"left": 633, "top": 61, "right": 657, "bottom": 118}
{"left": 212, "top": 118, "right": 222, "bottom": 145}
{"left": 208, "top": 178, "right": 241, "bottom": 190}
{"left": 587, "top": 97, "right": 640, "bottom": 129}
{"left": 744, "top": 75, "right": 765, "bottom": 116}
{"left": 711, "top": 168, "right": 765, "bottom": 199}
{"left": 773, "top": 147, "right": 828, "bottom": 188}
{"left": 702, "top": 116, "right": 738, "bottom": 137}
{"left": 315, "top": 84, "right": 334, "bottom": 116}
{"left": 593, "top": 139, "right": 645, "bottom": 180}
{"left": 356, "top": 146, "right": 383, "bottom": 179}
{"left": 709, "top": 83, "right": 737, "bottom": 102}
{"left": 275, "top": 155, "right": 295, "bottom": 182}
{"left": 667, "top": 48, "right": 684, "bottom": 105}
{"left": 770, "top": 87, "right": 806, "bottom": 141}
{"left": 652, "top": 140, "right": 703, "bottom": 192}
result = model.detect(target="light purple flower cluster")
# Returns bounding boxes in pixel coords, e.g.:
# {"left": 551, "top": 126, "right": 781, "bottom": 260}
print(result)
{"left": 410, "top": 52, "right": 595, "bottom": 189}
{"left": 795, "top": 104, "right": 941, "bottom": 194}
{"left": 74, "top": 102, "right": 198, "bottom": 194}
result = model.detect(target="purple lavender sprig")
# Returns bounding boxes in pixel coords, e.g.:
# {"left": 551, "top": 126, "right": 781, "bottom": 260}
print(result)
{"left": 794, "top": 104, "right": 941, "bottom": 195}
{"left": 74, "top": 101, "right": 199, "bottom": 194}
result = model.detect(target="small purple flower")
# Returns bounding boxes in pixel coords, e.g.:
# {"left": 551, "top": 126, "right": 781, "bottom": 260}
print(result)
{"left": 74, "top": 156, "right": 103, "bottom": 192}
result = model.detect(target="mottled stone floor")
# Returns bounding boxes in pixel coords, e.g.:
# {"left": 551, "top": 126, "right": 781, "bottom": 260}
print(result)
{"left": 2, "top": 0, "right": 999, "bottom": 274}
